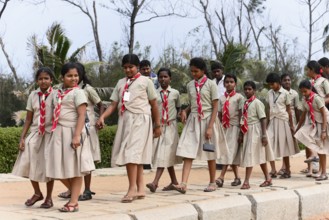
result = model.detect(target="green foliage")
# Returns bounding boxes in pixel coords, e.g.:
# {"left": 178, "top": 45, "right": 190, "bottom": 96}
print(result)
{"left": 219, "top": 43, "right": 248, "bottom": 76}
{"left": 96, "top": 125, "right": 117, "bottom": 168}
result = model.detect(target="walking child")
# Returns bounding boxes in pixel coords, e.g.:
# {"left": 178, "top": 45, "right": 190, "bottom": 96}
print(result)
{"left": 215, "top": 74, "right": 244, "bottom": 188}
{"left": 238, "top": 81, "right": 274, "bottom": 189}
{"left": 96, "top": 54, "right": 161, "bottom": 203}
{"left": 12, "top": 67, "right": 55, "bottom": 208}
{"left": 46, "top": 62, "right": 95, "bottom": 212}
{"left": 266, "top": 72, "right": 299, "bottom": 179}
{"left": 295, "top": 80, "right": 329, "bottom": 181}
{"left": 174, "top": 57, "right": 228, "bottom": 193}
{"left": 146, "top": 68, "right": 182, "bottom": 192}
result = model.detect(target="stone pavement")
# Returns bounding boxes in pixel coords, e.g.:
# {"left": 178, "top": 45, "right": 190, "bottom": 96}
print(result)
{"left": 1, "top": 151, "right": 329, "bottom": 220}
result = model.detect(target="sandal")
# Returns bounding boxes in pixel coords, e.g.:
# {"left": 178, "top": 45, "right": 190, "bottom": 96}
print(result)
{"left": 40, "top": 199, "right": 53, "bottom": 209}
{"left": 269, "top": 171, "right": 277, "bottom": 178}
{"left": 300, "top": 168, "right": 309, "bottom": 174}
{"left": 315, "top": 175, "right": 328, "bottom": 181}
{"left": 280, "top": 172, "right": 291, "bottom": 179}
{"left": 25, "top": 194, "right": 44, "bottom": 206}
{"left": 231, "top": 178, "right": 242, "bottom": 186}
{"left": 173, "top": 183, "right": 187, "bottom": 194}
{"left": 306, "top": 173, "right": 313, "bottom": 178}
{"left": 136, "top": 195, "right": 145, "bottom": 200}
{"left": 277, "top": 169, "right": 285, "bottom": 175}
{"left": 259, "top": 179, "right": 272, "bottom": 187}
{"left": 121, "top": 195, "right": 135, "bottom": 203}
{"left": 203, "top": 183, "right": 217, "bottom": 192}
{"left": 58, "top": 203, "right": 79, "bottom": 212}
{"left": 78, "top": 190, "right": 95, "bottom": 201}
{"left": 146, "top": 183, "right": 158, "bottom": 193}
{"left": 240, "top": 182, "right": 250, "bottom": 190}
{"left": 162, "top": 183, "right": 176, "bottom": 191}
{"left": 215, "top": 178, "right": 224, "bottom": 187}
{"left": 304, "top": 156, "right": 318, "bottom": 163}
{"left": 58, "top": 190, "right": 71, "bottom": 199}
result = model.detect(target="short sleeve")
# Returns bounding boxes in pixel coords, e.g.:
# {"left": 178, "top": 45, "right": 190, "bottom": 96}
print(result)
{"left": 175, "top": 91, "right": 181, "bottom": 108}
{"left": 238, "top": 95, "right": 245, "bottom": 110}
{"left": 146, "top": 78, "right": 157, "bottom": 100}
{"left": 86, "top": 85, "right": 101, "bottom": 104}
{"left": 323, "top": 80, "right": 329, "bottom": 95}
{"left": 315, "top": 96, "right": 325, "bottom": 109}
{"left": 210, "top": 80, "right": 219, "bottom": 100}
{"left": 26, "top": 93, "right": 34, "bottom": 112}
{"left": 110, "top": 83, "right": 120, "bottom": 102}
{"left": 285, "top": 93, "right": 291, "bottom": 105}
{"left": 74, "top": 89, "right": 88, "bottom": 107}
{"left": 256, "top": 101, "right": 266, "bottom": 119}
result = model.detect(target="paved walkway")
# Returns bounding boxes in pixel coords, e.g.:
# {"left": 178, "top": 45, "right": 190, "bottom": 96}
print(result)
{"left": 0, "top": 151, "right": 328, "bottom": 220}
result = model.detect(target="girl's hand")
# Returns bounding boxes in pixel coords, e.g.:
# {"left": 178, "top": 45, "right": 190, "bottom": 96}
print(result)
{"left": 321, "top": 131, "right": 327, "bottom": 141}
{"left": 96, "top": 117, "right": 105, "bottom": 130}
{"left": 71, "top": 135, "right": 81, "bottom": 150}
{"left": 19, "top": 139, "right": 25, "bottom": 151}
{"left": 262, "top": 136, "right": 268, "bottom": 146}
{"left": 153, "top": 126, "right": 161, "bottom": 138}
{"left": 205, "top": 127, "right": 213, "bottom": 139}
{"left": 180, "top": 111, "right": 187, "bottom": 124}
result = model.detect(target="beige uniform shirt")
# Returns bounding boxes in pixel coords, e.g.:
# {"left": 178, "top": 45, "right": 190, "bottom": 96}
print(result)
{"left": 218, "top": 93, "right": 245, "bottom": 126}
{"left": 79, "top": 82, "right": 101, "bottom": 125}
{"left": 313, "top": 77, "right": 329, "bottom": 98}
{"left": 302, "top": 95, "right": 329, "bottom": 123}
{"left": 267, "top": 87, "right": 291, "bottom": 121}
{"left": 156, "top": 86, "right": 181, "bottom": 122}
{"left": 240, "top": 98, "right": 266, "bottom": 125}
{"left": 111, "top": 75, "right": 157, "bottom": 115}
{"left": 187, "top": 78, "right": 219, "bottom": 118}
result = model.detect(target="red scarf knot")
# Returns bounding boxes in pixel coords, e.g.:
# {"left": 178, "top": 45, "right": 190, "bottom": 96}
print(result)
{"left": 222, "top": 90, "right": 236, "bottom": 128}
{"left": 240, "top": 95, "right": 256, "bottom": 134}
{"left": 194, "top": 75, "right": 207, "bottom": 121}
{"left": 120, "top": 73, "right": 141, "bottom": 115}
{"left": 37, "top": 87, "right": 53, "bottom": 135}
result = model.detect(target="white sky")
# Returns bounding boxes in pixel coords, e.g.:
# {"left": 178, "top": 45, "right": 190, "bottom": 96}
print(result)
{"left": 0, "top": 0, "right": 328, "bottom": 79}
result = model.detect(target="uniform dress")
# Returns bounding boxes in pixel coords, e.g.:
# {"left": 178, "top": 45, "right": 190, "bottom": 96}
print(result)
{"left": 152, "top": 86, "right": 182, "bottom": 168}
{"left": 110, "top": 75, "right": 157, "bottom": 167}
{"left": 267, "top": 88, "right": 299, "bottom": 158}
{"left": 79, "top": 82, "right": 102, "bottom": 162}
{"left": 287, "top": 89, "right": 301, "bottom": 126}
{"left": 46, "top": 86, "right": 95, "bottom": 179}
{"left": 218, "top": 92, "right": 244, "bottom": 165}
{"left": 239, "top": 98, "right": 275, "bottom": 167}
{"left": 176, "top": 78, "right": 228, "bottom": 160}
{"left": 295, "top": 95, "right": 329, "bottom": 155}
{"left": 12, "top": 88, "right": 53, "bottom": 182}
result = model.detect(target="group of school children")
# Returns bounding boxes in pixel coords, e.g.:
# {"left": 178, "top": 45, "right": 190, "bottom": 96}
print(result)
{"left": 11, "top": 53, "right": 329, "bottom": 212}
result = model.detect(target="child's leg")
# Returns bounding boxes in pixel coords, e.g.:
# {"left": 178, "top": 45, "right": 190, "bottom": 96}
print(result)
{"left": 136, "top": 164, "right": 145, "bottom": 196}
{"left": 83, "top": 173, "right": 92, "bottom": 191}
{"left": 231, "top": 165, "right": 240, "bottom": 179}
{"left": 31, "top": 180, "right": 42, "bottom": 196}
{"left": 218, "top": 165, "right": 228, "bottom": 180}
{"left": 126, "top": 163, "right": 138, "bottom": 197}
{"left": 152, "top": 168, "right": 165, "bottom": 186}
{"left": 68, "top": 177, "right": 83, "bottom": 205}
{"left": 270, "top": 161, "right": 277, "bottom": 175}
{"left": 283, "top": 156, "right": 290, "bottom": 173}
{"left": 167, "top": 166, "right": 179, "bottom": 185}
{"left": 207, "top": 160, "right": 216, "bottom": 183}
{"left": 181, "top": 158, "right": 193, "bottom": 184}
{"left": 45, "top": 180, "right": 54, "bottom": 200}
{"left": 260, "top": 163, "right": 271, "bottom": 181}
{"left": 243, "top": 167, "right": 253, "bottom": 184}
{"left": 319, "top": 154, "right": 327, "bottom": 176}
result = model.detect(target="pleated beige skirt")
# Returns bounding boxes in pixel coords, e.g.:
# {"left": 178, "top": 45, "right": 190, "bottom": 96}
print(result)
{"left": 12, "top": 131, "right": 51, "bottom": 182}
{"left": 267, "top": 118, "right": 300, "bottom": 158}
{"left": 176, "top": 113, "right": 228, "bottom": 160}
{"left": 152, "top": 121, "right": 182, "bottom": 168}
{"left": 111, "top": 111, "right": 153, "bottom": 167}
{"left": 295, "top": 122, "right": 329, "bottom": 155}
{"left": 88, "top": 125, "right": 101, "bottom": 162}
{"left": 239, "top": 122, "right": 275, "bottom": 167}
{"left": 218, "top": 125, "right": 240, "bottom": 165}
{"left": 45, "top": 126, "right": 95, "bottom": 179}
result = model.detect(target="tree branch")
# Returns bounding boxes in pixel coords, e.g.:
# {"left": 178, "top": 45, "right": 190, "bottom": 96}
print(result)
{"left": 0, "top": 0, "right": 9, "bottom": 20}
{"left": 0, "top": 37, "right": 19, "bottom": 86}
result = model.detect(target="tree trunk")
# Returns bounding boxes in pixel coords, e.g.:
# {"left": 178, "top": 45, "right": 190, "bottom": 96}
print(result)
{"left": 92, "top": 0, "right": 103, "bottom": 62}
{"left": 308, "top": 0, "right": 312, "bottom": 62}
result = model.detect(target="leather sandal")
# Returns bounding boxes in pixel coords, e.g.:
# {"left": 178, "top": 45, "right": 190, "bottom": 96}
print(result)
{"left": 240, "top": 182, "right": 250, "bottom": 190}
{"left": 40, "top": 198, "right": 53, "bottom": 209}
{"left": 259, "top": 179, "right": 272, "bottom": 187}
{"left": 231, "top": 178, "right": 242, "bottom": 186}
{"left": 58, "top": 190, "right": 71, "bottom": 199}
{"left": 315, "top": 175, "right": 328, "bottom": 181}
{"left": 215, "top": 178, "right": 224, "bottom": 187}
{"left": 204, "top": 183, "right": 217, "bottom": 192}
{"left": 78, "top": 190, "right": 95, "bottom": 201}
{"left": 173, "top": 183, "right": 187, "bottom": 194}
{"left": 269, "top": 171, "right": 277, "bottom": 178}
{"left": 121, "top": 195, "right": 135, "bottom": 203}
{"left": 162, "top": 183, "right": 176, "bottom": 191}
{"left": 25, "top": 194, "right": 44, "bottom": 206}
{"left": 58, "top": 203, "right": 79, "bottom": 212}
{"left": 280, "top": 172, "right": 291, "bottom": 179}
{"left": 146, "top": 183, "right": 158, "bottom": 193}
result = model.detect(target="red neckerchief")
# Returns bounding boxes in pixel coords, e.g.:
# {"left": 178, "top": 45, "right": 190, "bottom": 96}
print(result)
{"left": 120, "top": 73, "right": 141, "bottom": 114}
{"left": 222, "top": 90, "right": 236, "bottom": 128}
{"left": 194, "top": 75, "right": 207, "bottom": 121}
{"left": 305, "top": 92, "right": 316, "bottom": 128}
{"left": 51, "top": 86, "right": 78, "bottom": 131}
{"left": 161, "top": 89, "right": 170, "bottom": 125}
{"left": 37, "top": 87, "right": 53, "bottom": 135}
{"left": 241, "top": 95, "right": 256, "bottom": 134}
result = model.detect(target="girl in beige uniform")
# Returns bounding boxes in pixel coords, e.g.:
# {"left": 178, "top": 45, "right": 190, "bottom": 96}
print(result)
{"left": 97, "top": 54, "right": 161, "bottom": 203}
{"left": 266, "top": 73, "right": 299, "bottom": 179}
{"left": 12, "top": 67, "right": 55, "bottom": 208}
{"left": 47, "top": 63, "right": 95, "bottom": 212}
{"left": 174, "top": 57, "right": 228, "bottom": 194}
{"left": 295, "top": 80, "right": 329, "bottom": 181}
{"left": 146, "top": 68, "right": 182, "bottom": 192}
{"left": 239, "top": 81, "right": 274, "bottom": 189}
{"left": 216, "top": 74, "right": 244, "bottom": 188}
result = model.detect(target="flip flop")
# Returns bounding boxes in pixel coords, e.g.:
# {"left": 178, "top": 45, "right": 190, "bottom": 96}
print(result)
{"left": 204, "top": 183, "right": 217, "bottom": 192}
{"left": 162, "top": 184, "right": 176, "bottom": 191}
{"left": 58, "top": 203, "right": 79, "bottom": 212}
{"left": 25, "top": 194, "right": 44, "bottom": 206}
{"left": 40, "top": 199, "right": 53, "bottom": 209}
{"left": 146, "top": 183, "right": 158, "bottom": 193}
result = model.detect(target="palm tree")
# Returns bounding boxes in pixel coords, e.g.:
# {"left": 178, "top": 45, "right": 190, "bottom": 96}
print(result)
{"left": 28, "top": 22, "right": 91, "bottom": 83}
